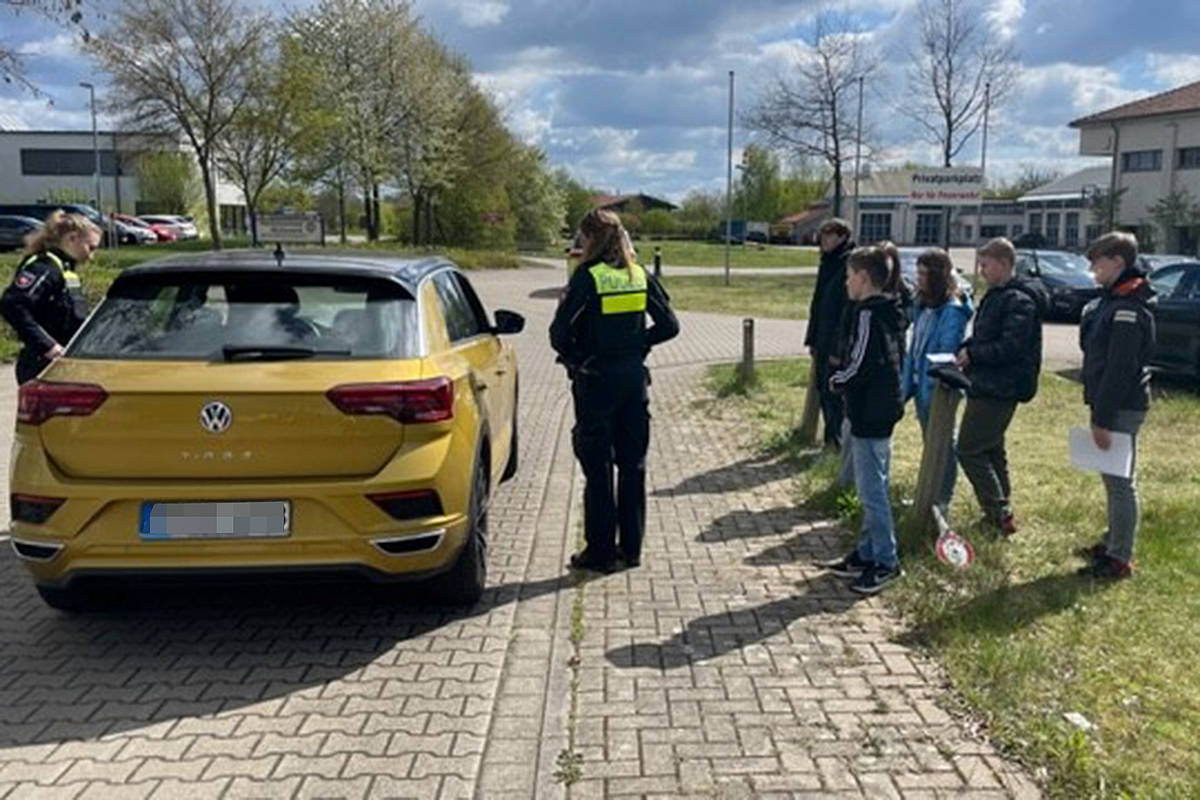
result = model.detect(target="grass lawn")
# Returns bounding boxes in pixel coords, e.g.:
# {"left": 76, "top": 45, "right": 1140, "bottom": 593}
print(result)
{"left": 660, "top": 274, "right": 815, "bottom": 320}
{"left": 0, "top": 240, "right": 523, "bottom": 361}
{"left": 705, "top": 358, "right": 1200, "bottom": 797}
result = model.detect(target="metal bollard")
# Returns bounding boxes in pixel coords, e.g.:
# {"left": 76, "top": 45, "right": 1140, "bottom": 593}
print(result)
{"left": 653, "top": 246, "right": 662, "bottom": 279}
{"left": 739, "top": 318, "right": 755, "bottom": 385}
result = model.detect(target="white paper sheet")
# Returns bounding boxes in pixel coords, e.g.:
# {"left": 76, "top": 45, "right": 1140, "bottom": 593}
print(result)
{"left": 926, "top": 353, "right": 956, "bottom": 364}
{"left": 1069, "top": 426, "right": 1133, "bottom": 478}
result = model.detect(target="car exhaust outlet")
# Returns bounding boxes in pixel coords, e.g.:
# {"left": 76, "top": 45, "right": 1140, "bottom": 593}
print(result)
{"left": 371, "top": 530, "right": 445, "bottom": 556}
{"left": 11, "top": 538, "right": 64, "bottom": 562}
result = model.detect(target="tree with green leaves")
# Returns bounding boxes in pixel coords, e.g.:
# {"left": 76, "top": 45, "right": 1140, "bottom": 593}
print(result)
{"left": 505, "top": 143, "right": 565, "bottom": 250}
{"left": 87, "top": 0, "right": 272, "bottom": 249}
{"left": 134, "top": 151, "right": 199, "bottom": 214}
{"left": 554, "top": 169, "right": 598, "bottom": 235}
{"left": 1148, "top": 189, "right": 1200, "bottom": 254}
{"left": 677, "top": 189, "right": 723, "bottom": 239}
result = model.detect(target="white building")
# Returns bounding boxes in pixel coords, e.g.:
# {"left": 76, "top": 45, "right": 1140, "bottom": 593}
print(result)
{"left": 1016, "top": 165, "right": 1111, "bottom": 250}
{"left": 0, "top": 126, "right": 246, "bottom": 233}
{"left": 1070, "top": 79, "right": 1200, "bottom": 254}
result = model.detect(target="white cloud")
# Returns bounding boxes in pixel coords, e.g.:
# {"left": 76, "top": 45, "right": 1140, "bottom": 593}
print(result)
{"left": 442, "top": 0, "right": 510, "bottom": 28}
{"left": 1146, "top": 53, "right": 1200, "bottom": 89}
{"left": 987, "top": 0, "right": 1025, "bottom": 39}
{"left": 0, "top": 96, "right": 100, "bottom": 130}
{"left": 14, "top": 33, "right": 79, "bottom": 60}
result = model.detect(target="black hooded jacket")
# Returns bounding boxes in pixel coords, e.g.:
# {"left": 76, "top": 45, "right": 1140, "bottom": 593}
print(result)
{"left": 1079, "top": 266, "right": 1156, "bottom": 428}
{"left": 961, "top": 275, "right": 1049, "bottom": 402}
{"left": 805, "top": 238, "right": 854, "bottom": 356}
{"left": 830, "top": 293, "right": 906, "bottom": 438}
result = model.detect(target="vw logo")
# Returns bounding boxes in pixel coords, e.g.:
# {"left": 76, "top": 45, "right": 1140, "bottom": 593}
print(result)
{"left": 199, "top": 401, "right": 233, "bottom": 434}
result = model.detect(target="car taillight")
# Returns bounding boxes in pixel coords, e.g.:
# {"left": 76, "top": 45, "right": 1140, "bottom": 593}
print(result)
{"left": 17, "top": 381, "right": 108, "bottom": 425}
{"left": 11, "top": 494, "right": 65, "bottom": 524}
{"left": 326, "top": 378, "right": 453, "bottom": 423}
{"left": 367, "top": 489, "right": 444, "bottom": 520}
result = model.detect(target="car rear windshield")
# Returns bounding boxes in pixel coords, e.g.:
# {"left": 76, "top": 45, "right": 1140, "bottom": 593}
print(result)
{"left": 69, "top": 270, "right": 421, "bottom": 360}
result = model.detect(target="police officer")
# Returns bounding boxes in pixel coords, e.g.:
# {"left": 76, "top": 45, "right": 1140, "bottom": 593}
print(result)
{"left": 0, "top": 211, "right": 99, "bottom": 384}
{"left": 550, "top": 209, "right": 679, "bottom": 573}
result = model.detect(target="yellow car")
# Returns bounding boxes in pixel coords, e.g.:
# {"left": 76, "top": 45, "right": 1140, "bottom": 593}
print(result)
{"left": 9, "top": 253, "right": 523, "bottom": 610}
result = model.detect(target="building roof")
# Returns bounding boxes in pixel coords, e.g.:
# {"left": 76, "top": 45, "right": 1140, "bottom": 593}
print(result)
{"left": 1017, "top": 165, "right": 1112, "bottom": 203}
{"left": 778, "top": 204, "right": 828, "bottom": 226}
{"left": 590, "top": 193, "right": 678, "bottom": 211}
{"left": 1069, "top": 80, "right": 1200, "bottom": 127}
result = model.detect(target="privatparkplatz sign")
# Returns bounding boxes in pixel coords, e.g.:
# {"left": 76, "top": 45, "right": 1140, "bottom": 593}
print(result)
{"left": 908, "top": 168, "right": 983, "bottom": 205}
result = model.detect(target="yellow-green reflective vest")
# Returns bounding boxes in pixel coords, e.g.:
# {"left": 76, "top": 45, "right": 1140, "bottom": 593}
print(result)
{"left": 588, "top": 262, "right": 647, "bottom": 315}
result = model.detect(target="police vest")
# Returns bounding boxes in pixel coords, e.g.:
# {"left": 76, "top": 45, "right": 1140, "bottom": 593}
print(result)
{"left": 589, "top": 262, "right": 647, "bottom": 315}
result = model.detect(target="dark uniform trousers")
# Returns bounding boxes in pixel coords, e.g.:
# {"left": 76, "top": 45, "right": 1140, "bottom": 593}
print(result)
{"left": 571, "top": 358, "right": 650, "bottom": 563}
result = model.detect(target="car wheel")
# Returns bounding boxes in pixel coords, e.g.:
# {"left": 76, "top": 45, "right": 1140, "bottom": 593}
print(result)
{"left": 501, "top": 384, "right": 518, "bottom": 483}
{"left": 434, "top": 454, "right": 489, "bottom": 606}
{"left": 36, "top": 585, "right": 91, "bottom": 612}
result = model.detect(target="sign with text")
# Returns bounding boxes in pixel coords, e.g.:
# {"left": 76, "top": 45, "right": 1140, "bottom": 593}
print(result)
{"left": 255, "top": 213, "right": 324, "bottom": 244}
{"left": 908, "top": 168, "right": 983, "bottom": 206}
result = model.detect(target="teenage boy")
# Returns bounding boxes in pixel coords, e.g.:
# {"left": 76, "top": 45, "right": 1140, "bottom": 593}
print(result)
{"left": 816, "top": 246, "right": 906, "bottom": 594}
{"left": 807, "top": 218, "right": 855, "bottom": 449}
{"left": 1077, "top": 231, "right": 1155, "bottom": 579}
{"left": 955, "top": 237, "right": 1048, "bottom": 534}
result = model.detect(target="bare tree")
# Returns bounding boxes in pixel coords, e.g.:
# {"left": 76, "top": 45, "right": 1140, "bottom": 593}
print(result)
{"left": 743, "top": 15, "right": 878, "bottom": 217}
{"left": 1, "top": 0, "right": 85, "bottom": 94}
{"left": 903, "top": 0, "right": 1019, "bottom": 167}
{"left": 87, "top": 0, "right": 272, "bottom": 249}
{"left": 215, "top": 36, "right": 309, "bottom": 246}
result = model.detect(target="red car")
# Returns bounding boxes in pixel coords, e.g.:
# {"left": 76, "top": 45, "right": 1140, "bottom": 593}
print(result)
{"left": 114, "top": 213, "right": 179, "bottom": 243}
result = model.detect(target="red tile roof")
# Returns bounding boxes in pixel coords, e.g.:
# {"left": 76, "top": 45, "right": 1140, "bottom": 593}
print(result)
{"left": 1070, "top": 80, "right": 1200, "bottom": 127}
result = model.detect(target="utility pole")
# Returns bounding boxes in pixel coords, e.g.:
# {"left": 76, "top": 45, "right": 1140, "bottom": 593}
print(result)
{"left": 724, "top": 69, "right": 734, "bottom": 287}
{"left": 852, "top": 76, "right": 864, "bottom": 237}
{"left": 80, "top": 82, "right": 104, "bottom": 243}
{"left": 977, "top": 82, "right": 991, "bottom": 247}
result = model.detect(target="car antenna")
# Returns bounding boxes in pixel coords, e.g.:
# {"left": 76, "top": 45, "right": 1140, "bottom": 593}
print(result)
{"left": 273, "top": 242, "right": 285, "bottom": 267}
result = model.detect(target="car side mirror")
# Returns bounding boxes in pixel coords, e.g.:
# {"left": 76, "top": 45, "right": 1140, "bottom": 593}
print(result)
{"left": 493, "top": 309, "right": 525, "bottom": 335}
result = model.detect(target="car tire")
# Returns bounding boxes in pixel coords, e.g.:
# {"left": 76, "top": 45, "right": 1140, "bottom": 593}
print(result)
{"left": 434, "top": 454, "right": 489, "bottom": 606}
{"left": 36, "top": 585, "right": 91, "bottom": 612}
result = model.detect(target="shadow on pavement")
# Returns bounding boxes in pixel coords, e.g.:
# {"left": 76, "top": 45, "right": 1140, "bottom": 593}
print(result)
{"left": 528, "top": 287, "right": 562, "bottom": 301}
{"left": 0, "top": 551, "right": 577, "bottom": 748}
{"left": 694, "top": 505, "right": 839, "bottom": 546}
{"left": 652, "top": 454, "right": 800, "bottom": 498}
{"left": 604, "top": 572, "right": 863, "bottom": 670}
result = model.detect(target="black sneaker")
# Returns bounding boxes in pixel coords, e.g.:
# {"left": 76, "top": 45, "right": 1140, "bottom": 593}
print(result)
{"left": 619, "top": 552, "right": 641, "bottom": 569}
{"left": 1076, "top": 554, "right": 1133, "bottom": 580}
{"left": 851, "top": 563, "right": 901, "bottom": 595}
{"left": 569, "top": 551, "right": 619, "bottom": 574}
{"left": 815, "top": 551, "right": 872, "bottom": 577}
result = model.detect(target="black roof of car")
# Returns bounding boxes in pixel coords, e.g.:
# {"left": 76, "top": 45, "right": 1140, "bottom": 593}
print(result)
{"left": 117, "top": 250, "right": 459, "bottom": 294}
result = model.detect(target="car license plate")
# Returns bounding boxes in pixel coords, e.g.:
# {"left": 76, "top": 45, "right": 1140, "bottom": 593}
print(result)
{"left": 140, "top": 501, "right": 291, "bottom": 540}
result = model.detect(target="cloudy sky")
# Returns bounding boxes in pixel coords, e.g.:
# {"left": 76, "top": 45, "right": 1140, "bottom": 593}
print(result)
{"left": 3, "top": 0, "right": 1200, "bottom": 203}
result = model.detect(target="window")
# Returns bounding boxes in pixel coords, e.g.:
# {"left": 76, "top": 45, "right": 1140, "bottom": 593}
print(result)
{"left": 1148, "top": 266, "right": 1187, "bottom": 298}
{"left": 963, "top": 225, "right": 973, "bottom": 241}
{"left": 20, "top": 148, "right": 124, "bottom": 177}
{"left": 981, "top": 225, "right": 1008, "bottom": 238}
{"left": 451, "top": 273, "right": 492, "bottom": 334}
{"left": 1012, "top": 225, "right": 1023, "bottom": 237}
{"left": 859, "top": 212, "right": 891, "bottom": 243}
{"left": 914, "top": 213, "right": 941, "bottom": 245}
{"left": 433, "top": 271, "right": 483, "bottom": 342}
{"left": 1064, "top": 212, "right": 1080, "bottom": 248}
{"left": 1177, "top": 147, "right": 1200, "bottom": 169}
{"left": 1121, "top": 150, "right": 1162, "bottom": 172}
{"left": 1029, "top": 213, "right": 1042, "bottom": 234}
{"left": 1046, "top": 212, "right": 1060, "bottom": 246}
{"left": 69, "top": 272, "right": 418, "bottom": 360}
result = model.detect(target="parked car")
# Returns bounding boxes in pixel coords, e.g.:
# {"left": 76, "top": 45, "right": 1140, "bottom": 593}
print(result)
{"left": 137, "top": 214, "right": 188, "bottom": 240}
{"left": 0, "top": 203, "right": 122, "bottom": 247}
{"left": 1140, "top": 254, "right": 1193, "bottom": 271}
{"left": 1015, "top": 249, "right": 1101, "bottom": 321}
{"left": 0, "top": 214, "right": 43, "bottom": 251}
{"left": 141, "top": 214, "right": 198, "bottom": 240}
{"left": 1012, "top": 231, "right": 1048, "bottom": 249}
{"left": 113, "top": 213, "right": 178, "bottom": 243}
{"left": 104, "top": 215, "right": 157, "bottom": 245}
{"left": 1147, "top": 261, "right": 1200, "bottom": 380}
{"left": 8, "top": 253, "right": 524, "bottom": 610}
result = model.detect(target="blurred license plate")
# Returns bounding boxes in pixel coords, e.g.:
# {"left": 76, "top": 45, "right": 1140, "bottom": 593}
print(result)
{"left": 140, "top": 501, "right": 291, "bottom": 539}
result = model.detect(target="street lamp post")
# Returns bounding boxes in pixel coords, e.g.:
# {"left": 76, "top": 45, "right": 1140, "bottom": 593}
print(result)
{"left": 79, "top": 81, "right": 104, "bottom": 245}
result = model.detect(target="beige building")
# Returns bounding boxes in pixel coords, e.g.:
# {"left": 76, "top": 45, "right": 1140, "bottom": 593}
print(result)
{"left": 1070, "top": 80, "right": 1200, "bottom": 254}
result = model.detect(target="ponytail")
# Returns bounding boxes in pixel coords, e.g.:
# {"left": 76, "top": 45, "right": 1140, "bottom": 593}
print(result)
{"left": 22, "top": 210, "right": 100, "bottom": 259}
{"left": 578, "top": 208, "right": 638, "bottom": 277}
{"left": 878, "top": 240, "right": 903, "bottom": 296}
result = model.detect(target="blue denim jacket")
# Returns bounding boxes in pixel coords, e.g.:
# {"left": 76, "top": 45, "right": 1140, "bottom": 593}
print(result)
{"left": 901, "top": 295, "right": 974, "bottom": 423}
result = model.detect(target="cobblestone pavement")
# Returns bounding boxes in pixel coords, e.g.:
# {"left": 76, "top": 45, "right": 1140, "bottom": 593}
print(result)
{"left": 0, "top": 264, "right": 1038, "bottom": 798}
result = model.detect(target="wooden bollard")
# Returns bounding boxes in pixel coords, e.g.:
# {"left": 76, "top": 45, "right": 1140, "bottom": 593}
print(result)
{"left": 739, "top": 318, "right": 755, "bottom": 385}
{"left": 910, "top": 380, "right": 963, "bottom": 537}
{"left": 795, "top": 359, "right": 821, "bottom": 447}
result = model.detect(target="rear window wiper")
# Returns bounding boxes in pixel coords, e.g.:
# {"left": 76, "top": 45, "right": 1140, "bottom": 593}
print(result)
{"left": 221, "top": 345, "right": 352, "bottom": 362}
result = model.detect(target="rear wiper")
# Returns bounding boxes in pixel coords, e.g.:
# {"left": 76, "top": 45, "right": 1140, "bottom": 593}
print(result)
{"left": 222, "top": 345, "right": 352, "bottom": 362}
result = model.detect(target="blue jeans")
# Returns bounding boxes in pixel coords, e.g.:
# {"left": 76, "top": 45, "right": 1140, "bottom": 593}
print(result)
{"left": 850, "top": 435, "right": 898, "bottom": 569}
{"left": 1102, "top": 409, "right": 1146, "bottom": 563}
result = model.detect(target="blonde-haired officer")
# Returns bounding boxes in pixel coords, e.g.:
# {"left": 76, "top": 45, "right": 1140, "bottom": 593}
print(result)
{"left": 0, "top": 211, "right": 100, "bottom": 383}
{"left": 550, "top": 209, "right": 679, "bottom": 573}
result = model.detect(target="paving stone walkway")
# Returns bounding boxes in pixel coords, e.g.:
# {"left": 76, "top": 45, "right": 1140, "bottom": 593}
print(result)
{"left": 0, "top": 265, "right": 1039, "bottom": 798}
